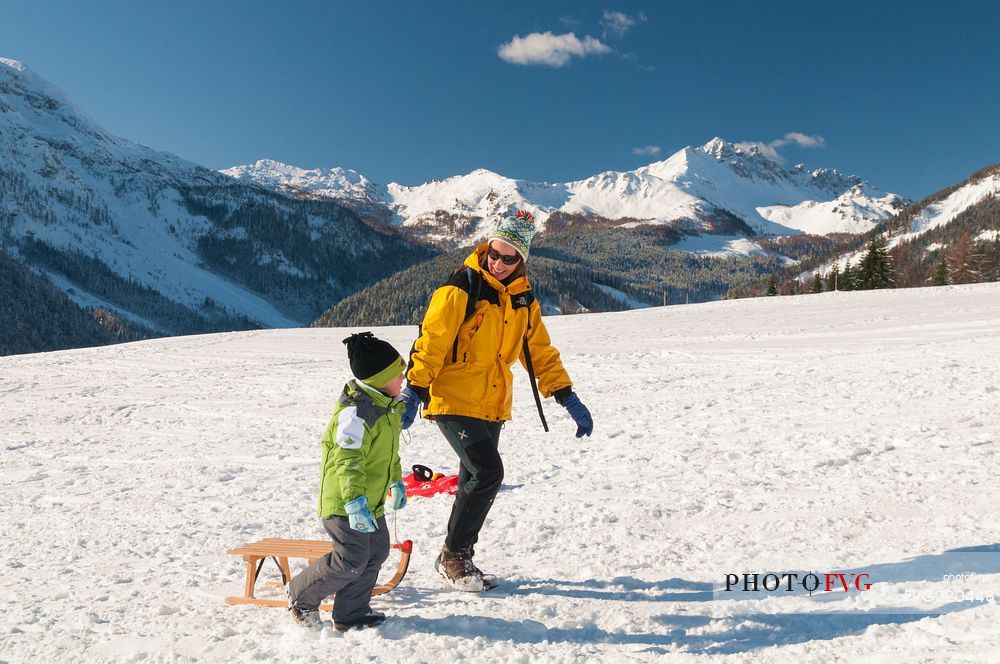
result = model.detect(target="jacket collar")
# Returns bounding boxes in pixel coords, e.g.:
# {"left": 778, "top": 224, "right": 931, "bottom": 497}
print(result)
{"left": 466, "top": 243, "right": 532, "bottom": 295}
{"left": 346, "top": 379, "right": 401, "bottom": 410}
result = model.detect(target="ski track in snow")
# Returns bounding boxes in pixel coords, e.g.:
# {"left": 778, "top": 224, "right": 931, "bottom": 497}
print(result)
{"left": 2, "top": 285, "right": 1000, "bottom": 663}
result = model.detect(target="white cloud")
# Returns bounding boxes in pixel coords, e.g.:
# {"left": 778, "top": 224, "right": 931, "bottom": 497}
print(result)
{"left": 632, "top": 145, "right": 661, "bottom": 156}
{"left": 782, "top": 132, "right": 826, "bottom": 149}
{"left": 498, "top": 32, "right": 611, "bottom": 67}
{"left": 601, "top": 10, "right": 646, "bottom": 38}
{"left": 735, "top": 132, "right": 827, "bottom": 163}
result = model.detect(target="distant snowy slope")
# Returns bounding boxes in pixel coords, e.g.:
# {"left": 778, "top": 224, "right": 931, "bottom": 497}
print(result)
{"left": 221, "top": 159, "right": 390, "bottom": 219}
{"left": 3, "top": 283, "right": 999, "bottom": 662}
{"left": 905, "top": 172, "right": 1000, "bottom": 239}
{"left": 756, "top": 184, "right": 901, "bottom": 236}
{"left": 803, "top": 165, "right": 1000, "bottom": 278}
{"left": 0, "top": 58, "right": 427, "bottom": 342}
{"left": 224, "top": 138, "right": 906, "bottom": 248}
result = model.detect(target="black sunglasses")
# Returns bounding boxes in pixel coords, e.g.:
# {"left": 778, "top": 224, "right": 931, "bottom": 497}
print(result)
{"left": 487, "top": 246, "right": 521, "bottom": 265}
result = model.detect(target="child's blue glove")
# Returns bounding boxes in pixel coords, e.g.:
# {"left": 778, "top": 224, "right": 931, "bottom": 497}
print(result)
{"left": 558, "top": 392, "right": 594, "bottom": 438}
{"left": 399, "top": 386, "right": 425, "bottom": 430}
{"left": 387, "top": 480, "right": 407, "bottom": 510}
{"left": 344, "top": 496, "right": 376, "bottom": 533}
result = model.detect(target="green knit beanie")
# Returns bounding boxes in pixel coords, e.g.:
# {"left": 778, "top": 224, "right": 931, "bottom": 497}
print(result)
{"left": 490, "top": 209, "right": 537, "bottom": 261}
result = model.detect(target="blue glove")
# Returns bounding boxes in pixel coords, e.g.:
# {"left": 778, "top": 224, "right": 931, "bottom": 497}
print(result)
{"left": 344, "top": 496, "right": 376, "bottom": 533}
{"left": 387, "top": 480, "right": 407, "bottom": 510}
{"left": 559, "top": 392, "right": 593, "bottom": 438}
{"left": 399, "top": 386, "right": 424, "bottom": 430}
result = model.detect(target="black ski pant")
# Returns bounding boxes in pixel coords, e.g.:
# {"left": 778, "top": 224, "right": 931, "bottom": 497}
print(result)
{"left": 436, "top": 415, "right": 504, "bottom": 553}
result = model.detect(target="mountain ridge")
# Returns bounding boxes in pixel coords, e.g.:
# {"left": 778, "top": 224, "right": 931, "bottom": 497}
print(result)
{"left": 766, "top": 163, "right": 1000, "bottom": 293}
{"left": 223, "top": 137, "right": 906, "bottom": 247}
{"left": 0, "top": 57, "right": 433, "bottom": 355}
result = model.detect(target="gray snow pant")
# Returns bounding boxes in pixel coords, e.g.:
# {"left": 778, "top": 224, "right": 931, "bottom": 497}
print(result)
{"left": 286, "top": 514, "right": 389, "bottom": 623}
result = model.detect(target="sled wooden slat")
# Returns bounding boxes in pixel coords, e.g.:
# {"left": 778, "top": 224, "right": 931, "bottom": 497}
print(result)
{"left": 225, "top": 537, "right": 413, "bottom": 610}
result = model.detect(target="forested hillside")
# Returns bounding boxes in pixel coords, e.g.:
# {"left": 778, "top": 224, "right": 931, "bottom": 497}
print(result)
{"left": 732, "top": 164, "right": 1000, "bottom": 297}
{"left": 312, "top": 226, "right": 841, "bottom": 327}
{"left": 0, "top": 250, "right": 150, "bottom": 355}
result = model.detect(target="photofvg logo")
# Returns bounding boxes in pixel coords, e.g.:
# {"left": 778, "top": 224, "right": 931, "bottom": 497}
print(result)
{"left": 723, "top": 572, "right": 872, "bottom": 595}
{"left": 714, "top": 549, "right": 1000, "bottom": 615}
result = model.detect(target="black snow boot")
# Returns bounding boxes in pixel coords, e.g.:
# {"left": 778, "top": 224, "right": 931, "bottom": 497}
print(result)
{"left": 333, "top": 609, "right": 387, "bottom": 632}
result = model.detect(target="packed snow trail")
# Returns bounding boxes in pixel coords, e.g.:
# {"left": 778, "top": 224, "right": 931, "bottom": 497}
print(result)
{"left": 2, "top": 284, "right": 999, "bottom": 662}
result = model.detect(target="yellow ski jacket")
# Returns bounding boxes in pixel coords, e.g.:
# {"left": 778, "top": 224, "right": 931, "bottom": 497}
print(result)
{"left": 406, "top": 244, "right": 572, "bottom": 422}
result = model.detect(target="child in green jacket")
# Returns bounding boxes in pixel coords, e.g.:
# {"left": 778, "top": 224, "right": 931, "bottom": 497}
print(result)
{"left": 286, "top": 332, "right": 410, "bottom": 632}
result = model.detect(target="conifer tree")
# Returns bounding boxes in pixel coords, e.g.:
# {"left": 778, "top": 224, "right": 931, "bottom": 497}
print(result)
{"left": 989, "top": 239, "right": 1000, "bottom": 281}
{"left": 840, "top": 260, "right": 856, "bottom": 291}
{"left": 812, "top": 272, "right": 823, "bottom": 293}
{"left": 929, "top": 256, "right": 950, "bottom": 286}
{"left": 857, "top": 236, "right": 895, "bottom": 289}
{"left": 766, "top": 274, "right": 778, "bottom": 296}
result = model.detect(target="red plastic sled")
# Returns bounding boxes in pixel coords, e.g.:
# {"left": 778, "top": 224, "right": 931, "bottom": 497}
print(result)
{"left": 403, "top": 465, "right": 459, "bottom": 498}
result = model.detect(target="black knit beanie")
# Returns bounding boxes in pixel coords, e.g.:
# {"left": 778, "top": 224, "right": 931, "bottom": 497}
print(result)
{"left": 342, "top": 332, "right": 404, "bottom": 389}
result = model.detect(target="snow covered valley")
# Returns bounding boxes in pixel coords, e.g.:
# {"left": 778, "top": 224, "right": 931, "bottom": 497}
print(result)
{"left": 2, "top": 284, "right": 999, "bottom": 663}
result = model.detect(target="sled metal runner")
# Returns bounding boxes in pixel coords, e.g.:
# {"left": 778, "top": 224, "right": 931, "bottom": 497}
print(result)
{"left": 225, "top": 537, "right": 413, "bottom": 610}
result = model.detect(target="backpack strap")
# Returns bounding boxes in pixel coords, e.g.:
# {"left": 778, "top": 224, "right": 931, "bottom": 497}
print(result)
{"left": 465, "top": 267, "right": 481, "bottom": 321}
{"left": 451, "top": 267, "right": 483, "bottom": 363}
{"left": 521, "top": 306, "right": 549, "bottom": 432}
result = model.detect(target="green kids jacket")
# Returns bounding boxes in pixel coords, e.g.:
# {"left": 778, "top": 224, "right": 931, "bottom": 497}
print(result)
{"left": 318, "top": 380, "right": 404, "bottom": 520}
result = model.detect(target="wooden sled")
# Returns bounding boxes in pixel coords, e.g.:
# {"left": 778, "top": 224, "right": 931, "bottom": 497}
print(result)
{"left": 225, "top": 537, "right": 413, "bottom": 611}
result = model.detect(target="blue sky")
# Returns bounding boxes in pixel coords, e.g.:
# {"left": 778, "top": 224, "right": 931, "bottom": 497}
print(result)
{"left": 2, "top": 1, "right": 998, "bottom": 199}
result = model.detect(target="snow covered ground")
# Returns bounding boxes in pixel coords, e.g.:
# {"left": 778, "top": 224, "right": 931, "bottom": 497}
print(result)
{"left": 3, "top": 284, "right": 1000, "bottom": 663}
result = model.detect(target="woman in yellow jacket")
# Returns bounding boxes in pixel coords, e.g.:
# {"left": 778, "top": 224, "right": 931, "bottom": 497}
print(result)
{"left": 401, "top": 209, "right": 593, "bottom": 591}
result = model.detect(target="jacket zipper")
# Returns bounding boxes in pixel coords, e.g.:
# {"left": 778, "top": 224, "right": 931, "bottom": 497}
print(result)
{"left": 374, "top": 405, "right": 400, "bottom": 516}
{"left": 494, "top": 289, "right": 508, "bottom": 420}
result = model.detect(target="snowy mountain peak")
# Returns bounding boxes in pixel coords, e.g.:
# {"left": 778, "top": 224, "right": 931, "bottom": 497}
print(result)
{"left": 0, "top": 57, "right": 27, "bottom": 72}
{"left": 700, "top": 136, "right": 745, "bottom": 160}
{"left": 0, "top": 55, "right": 197, "bottom": 171}
{"left": 1, "top": 57, "right": 101, "bottom": 136}
{"left": 805, "top": 167, "right": 864, "bottom": 197}
{"left": 226, "top": 138, "right": 906, "bottom": 243}
{"left": 467, "top": 167, "right": 504, "bottom": 178}
{"left": 220, "top": 158, "right": 389, "bottom": 215}
{"left": 697, "top": 137, "right": 794, "bottom": 186}
{"left": 223, "top": 159, "right": 371, "bottom": 188}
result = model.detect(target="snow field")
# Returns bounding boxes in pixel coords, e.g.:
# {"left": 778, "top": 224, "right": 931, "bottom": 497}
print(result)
{"left": 2, "top": 284, "right": 1000, "bottom": 662}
